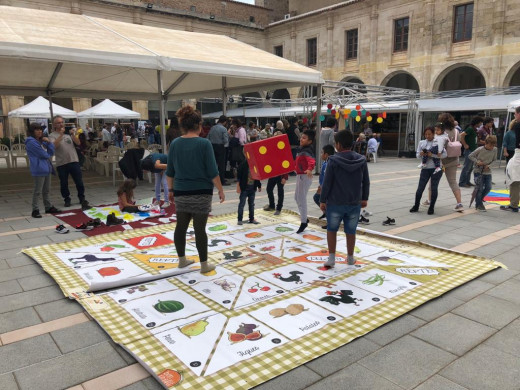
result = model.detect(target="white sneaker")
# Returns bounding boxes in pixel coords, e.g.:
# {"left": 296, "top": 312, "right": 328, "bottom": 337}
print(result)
{"left": 161, "top": 201, "right": 170, "bottom": 209}
{"left": 422, "top": 200, "right": 430, "bottom": 206}
{"left": 152, "top": 200, "right": 160, "bottom": 206}
{"left": 454, "top": 203, "right": 464, "bottom": 212}
{"left": 361, "top": 209, "right": 372, "bottom": 217}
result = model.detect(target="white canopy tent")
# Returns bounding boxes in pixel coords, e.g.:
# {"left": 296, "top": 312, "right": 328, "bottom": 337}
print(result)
{"left": 418, "top": 94, "right": 520, "bottom": 112}
{"left": 507, "top": 98, "right": 520, "bottom": 112}
{"left": 8, "top": 96, "right": 77, "bottom": 119}
{"left": 77, "top": 99, "right": 140, "bottom": 119}
{"left": 0, "top": 5, "right": 323, "bottom": 148}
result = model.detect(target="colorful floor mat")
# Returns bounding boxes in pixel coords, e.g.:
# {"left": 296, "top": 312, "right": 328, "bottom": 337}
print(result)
{"left": 483, "top": 189, "right": 510, "bottom": 205}
{"left": 23, "top": 210, "right": 502, "bottom": 390}
{"left": 54, "top": 202, "right": 176, "bottom": 237}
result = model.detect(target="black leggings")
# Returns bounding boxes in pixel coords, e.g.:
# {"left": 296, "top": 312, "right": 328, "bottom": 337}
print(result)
{"left": 174, "top": 212, "right": 209, "bottom": 263}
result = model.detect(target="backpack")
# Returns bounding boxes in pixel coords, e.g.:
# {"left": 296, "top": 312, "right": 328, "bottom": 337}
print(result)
{"left": 446, "top": 129, "right": 462, "bottom": 157}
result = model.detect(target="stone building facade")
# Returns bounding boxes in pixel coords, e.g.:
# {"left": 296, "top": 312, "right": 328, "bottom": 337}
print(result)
{"left": 1, "top": 0, "right": 520, "bottom": 137}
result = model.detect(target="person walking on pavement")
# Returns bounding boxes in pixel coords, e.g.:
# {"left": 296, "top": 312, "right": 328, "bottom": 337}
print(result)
{"left": 207, "top": 115, "right": 230, "bottom": 186}
{"left": 438, "top": 113, "right": 464, "bottom": 211}
{"left": 459, "top": 116, "right": 483, "bottom": 187}
{"left": 49, "top": 115, "right": 91, "bottom": 210}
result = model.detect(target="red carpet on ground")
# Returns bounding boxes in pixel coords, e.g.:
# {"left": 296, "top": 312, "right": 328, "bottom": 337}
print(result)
{"left": 54, "top": 203, "right": 177, "bottom": 237}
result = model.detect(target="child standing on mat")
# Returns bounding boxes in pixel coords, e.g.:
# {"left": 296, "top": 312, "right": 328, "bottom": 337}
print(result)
{"left": 469, "top": 135, "right": 498, "bottom": 211}
{"left": 320, "top": 130, "right": 370, "bottom": 267}
{"left": 237, "top": 156, "right": 261, "bottom": 225}
{"left": 140, "top": 153, "right": 170, "bottom": 208}
{"left": 117, "top": 179, "right": 140, "bottom": 212}
{"left": 294, "top": 130, "right": 316, "bottom": 233}
{"left": 313, "top": 144, "right": 335, "bottom": 227}
{"left": 264, "top": 130, "right": 288, "bottom": 215}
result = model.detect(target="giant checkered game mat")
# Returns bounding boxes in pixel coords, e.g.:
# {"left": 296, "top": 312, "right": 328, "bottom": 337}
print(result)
{"left": 23, "top": 210, "right": 502, "bottom": 389}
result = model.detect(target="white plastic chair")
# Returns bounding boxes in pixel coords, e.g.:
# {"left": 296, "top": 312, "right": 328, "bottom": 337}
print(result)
{"left": 369, "top": 143, "right": 379, "bottom": 163}
{"left": 11, "top": 144, "right": 29, "bottom": 168}
{"left": 0, "top": 144, "right": 11, "bottom": 168}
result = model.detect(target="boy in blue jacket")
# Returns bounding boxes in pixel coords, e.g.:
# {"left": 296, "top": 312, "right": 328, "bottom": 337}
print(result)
{"left": 313, "top": 144, "right": 335, "bottom": 227}
{"left": 320, "top": 130, "right": 370, "bottom": 267}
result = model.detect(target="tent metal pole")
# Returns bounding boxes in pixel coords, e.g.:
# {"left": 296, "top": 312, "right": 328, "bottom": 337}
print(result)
{"left": 157, "top": 70, "right": 167, "bottom": 152}
{"left": 47, "top": 93, "right": 54, "bottom": 122}
{"left": 222, "top": 77, "right": 227, "bottom": 116}
{"left": 315, "top": 84, "right": 322, "bottom": 174}
{"left": 499, "top": 113, "right": 510, "bottom": 168}
{"left": 397, "top": 113, "right": 402, "bottom": 157}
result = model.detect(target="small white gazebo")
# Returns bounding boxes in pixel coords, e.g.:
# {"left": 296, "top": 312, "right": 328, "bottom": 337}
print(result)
{"left": 77, "top": 99, "right": 141, "bottom": 119}
{"left": 8, "top": 96, "right": 77, "bottom": 119}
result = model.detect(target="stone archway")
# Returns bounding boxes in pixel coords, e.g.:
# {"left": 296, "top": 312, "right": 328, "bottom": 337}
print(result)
{"left": 297, "top": 86, "right": 324, "bottom": 98}
{"left": 381, "top": 71, "right": 420, "bottom": 92}
{"left": 271, "top": 89, "right": 290, "bottom": 100}
{"left": 339, "top": 77, "right": 365, "bottom": 94}
{"left": 504, "top": 62, "right": 520, "bottom": 87}
{"left": 433, "top": 63, "right": 486, "bottom": 92}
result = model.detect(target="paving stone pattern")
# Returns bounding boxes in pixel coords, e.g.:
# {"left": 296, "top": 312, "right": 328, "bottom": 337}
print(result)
{"left": 0, "top": 159, "right": 519, "bottom": 389}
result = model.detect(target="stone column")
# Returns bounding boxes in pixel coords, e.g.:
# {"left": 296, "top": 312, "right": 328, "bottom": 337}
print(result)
{"left": 422, "top": 0, "right": 435, "bottom": 92}
{"left": 72, "top": 98, "right": 92, "bottom": 113}
{"left": 326, "top": 15, "right": 333, "bottom": 69}
{"left": 132, "top": 100, "right": 149, "bottom": 120}
{"left": 490, "top": 0, "right": 506, "bottom": 87}
{"left": 70, "top": 1, "right": 81, "bottom": 15}
{"left": 290, "top": 26, "right": 296, "bottom": 62}
{"left": 2, "top": 96, "right": 25, "bottom": 140}
{"left": 368, "top": 5, "right": 379, "bottom": 85}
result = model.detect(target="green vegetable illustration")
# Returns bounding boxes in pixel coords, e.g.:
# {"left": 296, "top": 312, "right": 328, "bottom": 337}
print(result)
{"left": 154, "top": 300, "right": 184, "bottom": 314}
{"left": 362, "top": 274, "right": 387, "bottom": 286}
{"left": 275, "top": 227, "right": 293, "bottom": 232}
{"left": 208, "top": 224, "right": 227, "bottom": 231}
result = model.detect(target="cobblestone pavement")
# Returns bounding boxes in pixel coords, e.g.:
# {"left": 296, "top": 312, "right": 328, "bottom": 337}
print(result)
{"left": 0, "top": 157, "right": 518, "bottom": 390}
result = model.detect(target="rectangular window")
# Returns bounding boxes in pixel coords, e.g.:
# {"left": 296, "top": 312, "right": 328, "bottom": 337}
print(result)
{"left": 346, "top": 29, "right": 358, "bottom": 60}
{"left": 274, "top": 45, "right": 283, "bottom": 57}
{"left": 453, "top": 3, "right": 473, "bottom": 43}
{"left": 307, "top": 38, "right": 317, "bottom": 66}
{"left": 393, "top": 17, "right": 409, "bottom": 52}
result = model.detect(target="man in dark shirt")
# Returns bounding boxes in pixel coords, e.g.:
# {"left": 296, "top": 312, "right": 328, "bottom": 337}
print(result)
{"left": 207, "top": 115, "right": 230, "bottom": 185}
{"left": 459, "top": 116, "right": 483, "bottom": 187}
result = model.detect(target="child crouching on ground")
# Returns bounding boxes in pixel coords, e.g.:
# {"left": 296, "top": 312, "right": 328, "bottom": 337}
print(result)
{"left": 294, "top": 130, "right": 316, "bottom": 233}
{"left": 320, "top": 130, "right": 370, "bottom": 267}
{"left": 313, "top": 144, "right": 335, "bottom": 228}
{"left": 117, "top": 179, "right": 139, "bottom": 212}
{"left": 237, "top": 156, "right": 261, "bottom": 225}
{"left": 469, "top": 135, "right": 497, "bottom": 211}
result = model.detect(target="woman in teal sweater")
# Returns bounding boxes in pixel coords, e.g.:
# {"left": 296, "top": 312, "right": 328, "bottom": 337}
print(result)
{"left": 166, "top": 106, "right": 225, "bottom": 274}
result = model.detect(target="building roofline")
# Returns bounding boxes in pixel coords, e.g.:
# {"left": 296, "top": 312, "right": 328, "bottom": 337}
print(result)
{"left": 267, "top": 0, "right": 363, "bottom": 28}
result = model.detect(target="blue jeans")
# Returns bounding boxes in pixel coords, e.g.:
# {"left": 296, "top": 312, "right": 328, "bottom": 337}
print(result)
{"left": 238, "top": 187, "right": 256, "bottom": 222}
{"left": 458, "top": 148, "right": 474, "bottom": 186}
{"left": 326, "top": 204, "right": 361, "bottom": 234}
{"left": 474, "top": 173, "right": 492, "bottom": 207}
{"left": 414, "top": 168, "right": 443, "bottom": 209}
{"left": 154, "top": 171, "right": 169, "bottom": 202}
{"left": 56, "top": 162, "right": 85, "bottom": 203}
